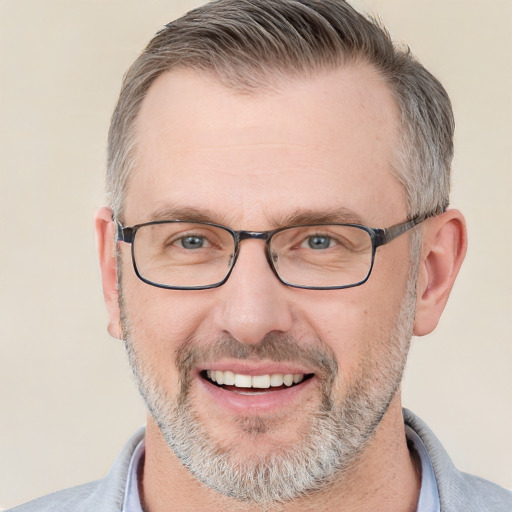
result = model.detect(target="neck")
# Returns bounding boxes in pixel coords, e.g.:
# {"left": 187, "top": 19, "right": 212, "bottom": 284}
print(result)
{"left": 140, "top": 395, "right": 420, "bottom": 512}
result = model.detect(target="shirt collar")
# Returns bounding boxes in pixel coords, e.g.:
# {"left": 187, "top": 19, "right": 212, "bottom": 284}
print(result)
{"left": 406, "top": 423, "right": 441, "bottom": 512}
{"left": 122, "top": 438, "right": 145, "bottom": 512}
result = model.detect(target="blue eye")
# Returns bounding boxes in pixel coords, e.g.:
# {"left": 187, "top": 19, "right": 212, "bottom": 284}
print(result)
{"left": 181, "top": 235, "right": 206, "bottom": 249}
{"left": 307, "top": 235, "right": 332, "bottom": 250}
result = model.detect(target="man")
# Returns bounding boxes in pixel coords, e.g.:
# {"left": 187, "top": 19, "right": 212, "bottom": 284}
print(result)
{"left": 9, "top": 0, "right": 511, "bottom": 511}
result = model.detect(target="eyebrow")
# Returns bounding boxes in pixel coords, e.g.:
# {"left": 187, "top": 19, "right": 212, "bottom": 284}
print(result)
{"left": 142, "top": 204, "right": 367, "bottom": 228}
{"left": 273, "top": 207, "right": 366, "bottom": 227}
{"left": 147, "top": 205, "right": 222, "bottom": 224}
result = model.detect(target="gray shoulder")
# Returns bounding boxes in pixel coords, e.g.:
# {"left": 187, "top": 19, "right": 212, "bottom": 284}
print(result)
{"left": 6, "top": 427, "right": 145, "bottom": 512}
{"left": 454, "top": 472, "right": 512, "bottom": 512}
{"left": 403, "top": 409, "right": 512, "bottom": 512}
{"left": 5, "top": 481, "right": 100, "bottom": 512}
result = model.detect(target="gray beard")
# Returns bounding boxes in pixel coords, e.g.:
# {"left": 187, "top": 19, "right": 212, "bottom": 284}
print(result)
{"left": 121, "top": 273, "right": 417, "bottom": 509}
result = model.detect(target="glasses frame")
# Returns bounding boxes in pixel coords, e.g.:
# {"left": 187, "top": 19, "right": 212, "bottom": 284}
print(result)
{"left": 115, "top": 213, "right": 431, "bottom": 291}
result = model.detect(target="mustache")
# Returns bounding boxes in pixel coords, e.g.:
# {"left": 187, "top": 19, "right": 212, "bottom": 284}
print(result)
{"left": 176, "top": 332, "right": 339, "bottom": 382}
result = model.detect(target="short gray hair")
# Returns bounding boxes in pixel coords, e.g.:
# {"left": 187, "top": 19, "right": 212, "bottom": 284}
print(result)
{"left": 107, "top": 0, "right": 453, "bottom": 219}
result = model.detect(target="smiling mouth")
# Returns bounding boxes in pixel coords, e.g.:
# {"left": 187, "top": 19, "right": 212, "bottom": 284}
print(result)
{"left": 201, "top": 370, "right": 314, "bottom": 393}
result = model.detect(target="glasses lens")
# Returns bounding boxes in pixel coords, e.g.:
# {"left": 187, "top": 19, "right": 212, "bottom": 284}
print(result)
{"left": 133, "top": 222, "right": 235, "bottom": 288}
{"left": 270, "top": 225, "right": 373, "bottom": 288}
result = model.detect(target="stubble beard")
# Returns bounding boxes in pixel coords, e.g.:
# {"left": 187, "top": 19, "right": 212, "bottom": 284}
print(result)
{"left": 120, "top": 269, "right": 417, "bottom": 509}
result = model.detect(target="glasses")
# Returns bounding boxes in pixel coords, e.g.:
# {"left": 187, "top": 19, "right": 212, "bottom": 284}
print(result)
{"left": 115, "top": 214, "right": 430, "bottom": 291}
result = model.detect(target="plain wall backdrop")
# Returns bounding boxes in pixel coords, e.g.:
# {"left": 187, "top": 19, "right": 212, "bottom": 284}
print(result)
{"left": 0, "top": 0, "right": 511, "bottom": 508}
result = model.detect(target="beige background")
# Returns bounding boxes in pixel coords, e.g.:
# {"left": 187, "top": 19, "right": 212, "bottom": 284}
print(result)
{"left": 0, "top": 0, "right": 511, "bottom": 508}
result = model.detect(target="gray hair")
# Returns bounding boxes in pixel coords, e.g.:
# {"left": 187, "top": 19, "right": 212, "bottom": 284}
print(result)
{"left": 107, "top": 0, "right": 453, "bottom": 219}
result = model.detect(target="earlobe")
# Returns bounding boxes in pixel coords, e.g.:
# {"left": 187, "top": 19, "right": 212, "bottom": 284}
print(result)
{"left": 95, "top": 207, "right": 123, "bottom": 340}
{"left": 413, "top": 209, "right": 467, "bottom": 336}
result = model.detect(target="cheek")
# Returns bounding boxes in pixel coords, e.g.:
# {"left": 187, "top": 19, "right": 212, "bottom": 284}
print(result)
{"left": 297, "top": 272, "right": 408, "bottom": 382}
{"left": 122, "top": 261, "right": 214, "bottom": 339}
{"left": 301, "top": 297, "right": 374, "bottom": 373}
{"left": 120, "top": 274, "right": 216, "bottom": 390}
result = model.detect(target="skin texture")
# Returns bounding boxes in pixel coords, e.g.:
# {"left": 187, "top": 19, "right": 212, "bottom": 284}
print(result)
{"left": 96, "top": 64, "right": 467, "bottom": 511}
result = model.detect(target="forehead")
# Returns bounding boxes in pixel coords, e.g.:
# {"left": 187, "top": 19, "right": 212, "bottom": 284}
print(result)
{"left": 126, "top": 65, "right": 404, "bottom": 227}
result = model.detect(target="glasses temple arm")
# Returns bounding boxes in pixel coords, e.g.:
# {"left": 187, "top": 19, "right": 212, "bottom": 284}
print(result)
{"left": 115, "top": 220, "right": 134, "bottom": 243}
{"left": 375, "top": 213, "right": 433, "bottom": 246}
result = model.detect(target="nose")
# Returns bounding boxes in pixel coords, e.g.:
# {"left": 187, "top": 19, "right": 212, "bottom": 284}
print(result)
{"left": 214, "top": 239, "right": 293, "bottom": 345}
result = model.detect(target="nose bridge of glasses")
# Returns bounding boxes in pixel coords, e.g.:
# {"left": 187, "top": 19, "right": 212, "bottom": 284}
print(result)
{"left": 231, "top": 230, "right": 279, "bottom": 278}
{"left": 236, "top": 230, "right": 276, "bottom": 262}
{"left": 237, "top": 230, "right": 272, "bottom": 242}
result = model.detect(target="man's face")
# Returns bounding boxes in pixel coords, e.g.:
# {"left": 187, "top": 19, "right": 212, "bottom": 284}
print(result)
{"left": 118, "top": 65, "right": 416, "bottom": 504}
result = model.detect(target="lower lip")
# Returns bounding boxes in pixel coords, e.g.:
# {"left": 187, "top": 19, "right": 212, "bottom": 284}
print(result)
{"left": 197, "top": 374, "right": 317, "bottom": 414}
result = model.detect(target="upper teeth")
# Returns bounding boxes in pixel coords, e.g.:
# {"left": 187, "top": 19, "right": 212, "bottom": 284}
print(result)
{"left": 206, "top": 370, "right": 304, "bottom": 388}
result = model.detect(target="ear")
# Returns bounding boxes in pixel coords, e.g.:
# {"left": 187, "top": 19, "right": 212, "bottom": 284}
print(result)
{"left": 413, "top": 209, "right": 467, "bottom": 336}
{"left": 95, "top": 207, "right": 122, "bottom": 340}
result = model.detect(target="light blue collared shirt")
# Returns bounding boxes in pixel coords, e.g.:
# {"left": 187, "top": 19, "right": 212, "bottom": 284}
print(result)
{"left": 406, "top": 423, "right": 441, "bottom": 512}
